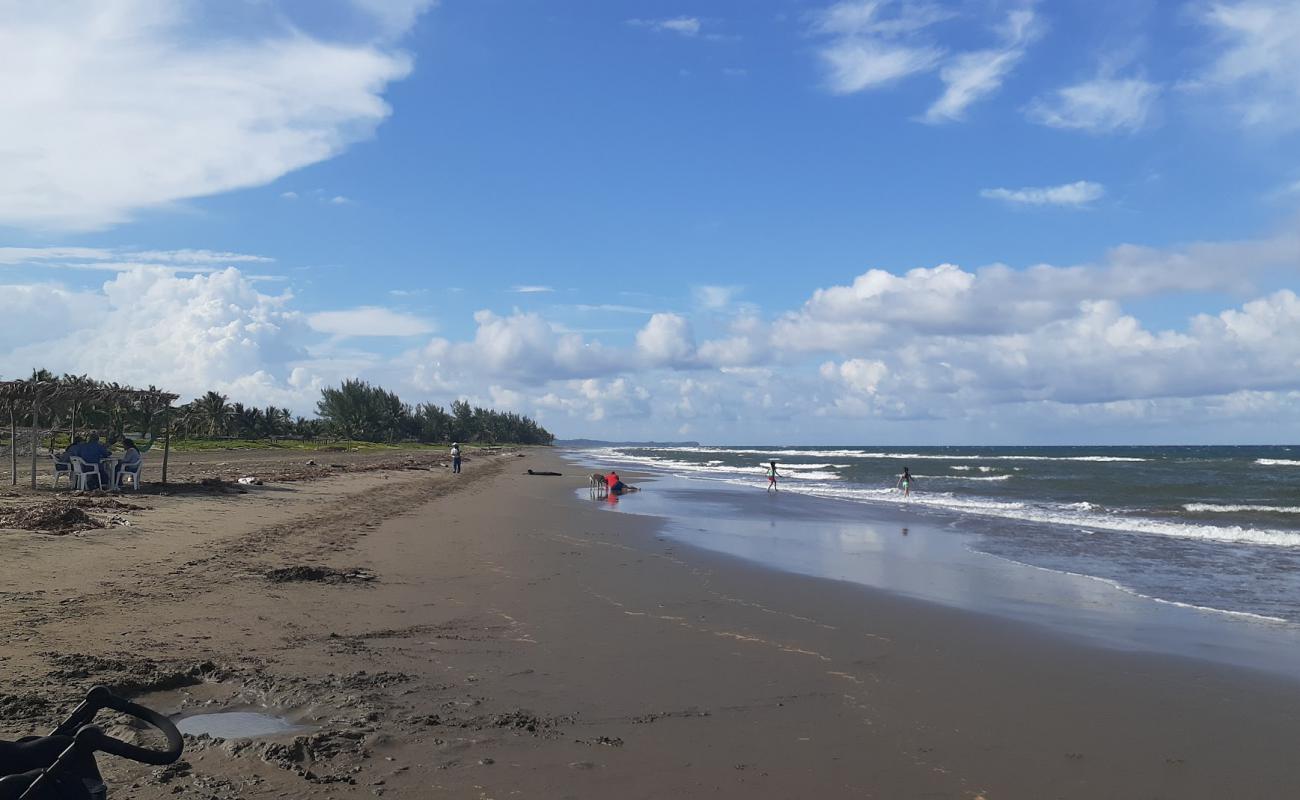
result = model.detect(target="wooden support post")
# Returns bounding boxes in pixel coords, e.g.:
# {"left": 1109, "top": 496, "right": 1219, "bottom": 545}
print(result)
{"left": 7, "top": 404, "right": 15, "bottom": 487}
{"left": 29, "top": 401, "right": 38, "bottom": 490}
{"left": 161, "top": 409, "right": 172, "bottom": 485}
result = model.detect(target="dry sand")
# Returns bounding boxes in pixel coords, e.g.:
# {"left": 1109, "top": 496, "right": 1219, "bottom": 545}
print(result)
{"left": 3, "top": 447, "right": 1300, "bottom": 798}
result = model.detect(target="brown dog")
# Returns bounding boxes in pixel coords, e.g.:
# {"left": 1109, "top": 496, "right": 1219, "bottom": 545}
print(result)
{"left": 590, "top": 472, "right": 608, "bottom": 497}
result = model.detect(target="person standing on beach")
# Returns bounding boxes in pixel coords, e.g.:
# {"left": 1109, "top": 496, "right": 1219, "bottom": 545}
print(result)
{"left": 766, "top": 460, "right": 779, "bottom": 492}
{"left": 451, "top": 442, "right": 462, "bottom": 474}
{"left": 897, "top": 466, "right": 915, "bottom": 498}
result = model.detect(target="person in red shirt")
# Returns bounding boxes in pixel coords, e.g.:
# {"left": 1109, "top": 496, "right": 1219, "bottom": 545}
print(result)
{"left": 605, "top": 471, "right": 639, "bottom": 495}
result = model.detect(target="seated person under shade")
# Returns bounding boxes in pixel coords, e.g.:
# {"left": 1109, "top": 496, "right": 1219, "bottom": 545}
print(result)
{"left": 116, "top": 439, "right": 142, "bottom": 482}
{"left": 71, "top": 434, "right": 112, "bottom": 487}
{"left": 58, "top": 436, "right": 84, "bottom": 463}
{"left": 75, "top": 433, "right": 110, "bottom": 465}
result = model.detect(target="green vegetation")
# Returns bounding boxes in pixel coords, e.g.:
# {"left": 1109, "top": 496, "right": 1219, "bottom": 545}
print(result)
{"left": 177, "top": 379, "right": 553, "bottom": 445}
{"left": 2, "top": 371, "right": 554, "bottom": 451}
{"left": 164, "top": 438, "right": 447, "bottom": 453}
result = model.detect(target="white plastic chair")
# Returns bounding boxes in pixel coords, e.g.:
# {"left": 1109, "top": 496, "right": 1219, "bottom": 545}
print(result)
{"left": 117, "top": 460, "right": 143, "bottom": 491}
{"left": 68, "top": 456, "right": 101, "bottom": 491}
{"left": 49, "top": 454, "right": 73, "bottom": 489}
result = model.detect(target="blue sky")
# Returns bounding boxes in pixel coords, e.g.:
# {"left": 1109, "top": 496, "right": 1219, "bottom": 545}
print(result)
{"left": 1, "top": 0, "right": 1298, "bottom": 443}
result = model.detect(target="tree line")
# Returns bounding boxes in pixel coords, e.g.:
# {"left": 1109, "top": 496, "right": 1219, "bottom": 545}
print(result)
{"left": 1, "top": 371, "right": 553, "bottom": 447}
{"left": 177, "top": 379, "right": 554, "bottom": 445}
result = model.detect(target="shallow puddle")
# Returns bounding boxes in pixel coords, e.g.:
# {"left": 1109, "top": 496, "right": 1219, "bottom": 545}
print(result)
{"left": 175, "top": 711, "right": 307, "bottom": 739}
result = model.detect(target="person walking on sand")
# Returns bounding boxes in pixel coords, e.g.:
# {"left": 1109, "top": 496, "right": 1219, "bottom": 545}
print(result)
{"left": 766, "top": 460, "right": 779, "bottom": 492}
{"left": 896, "top": 466, "right": 915, "bottom": 498}
{"left": 450, "top": 442, "right": 462, "bottom": 474}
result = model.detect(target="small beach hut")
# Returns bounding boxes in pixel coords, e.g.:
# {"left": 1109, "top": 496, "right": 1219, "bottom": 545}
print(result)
{"left": 0, "top": 378, "right": 179, "bottom": 488}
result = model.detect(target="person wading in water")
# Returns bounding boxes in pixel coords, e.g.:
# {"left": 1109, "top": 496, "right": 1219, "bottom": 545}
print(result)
{"left": 896, "top": 466, "right": 916, "bottom": 498}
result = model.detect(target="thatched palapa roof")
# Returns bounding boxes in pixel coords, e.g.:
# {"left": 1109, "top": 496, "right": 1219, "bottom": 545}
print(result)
{"left": 0, "top": 380, "right": 179, "bottom": 407}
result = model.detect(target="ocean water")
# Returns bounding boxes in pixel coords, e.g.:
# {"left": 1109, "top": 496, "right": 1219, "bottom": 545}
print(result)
{"left": 581, "top": 444, "right": 1300, "bottom": 624}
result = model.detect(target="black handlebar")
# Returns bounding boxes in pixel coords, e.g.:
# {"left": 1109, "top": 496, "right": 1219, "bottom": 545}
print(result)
{"left": 9, "top": 686, "right": 182, "bottom": 800}
{"left": 82, "top": 698, "right": 183, "bottom": 765}
{"left": 51, "top": 686, "right": 183, "bottom": 765}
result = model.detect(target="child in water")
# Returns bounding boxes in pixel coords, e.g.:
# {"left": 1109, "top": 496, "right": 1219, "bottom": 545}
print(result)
{"left": 896, "top": 466, "right": 915, "bottom": 498}
{"left": 766, "top": 461, "right": 779, "bottom": 492}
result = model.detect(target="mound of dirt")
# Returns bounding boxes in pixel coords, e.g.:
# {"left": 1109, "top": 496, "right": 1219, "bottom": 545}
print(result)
{"left": 45, "top": 653, "right": 229, "bottom": 697}
{"left": 0, "top": 693, "right": 52, "bottom": 721}
{"left": 265, "top": 566, "right": 376, "bottom": 584}
{"left": 0, "top": 502, "right": 105, "bottom": 533}
{"left": 72, "top": 498, "right": 145, "bottom": 512}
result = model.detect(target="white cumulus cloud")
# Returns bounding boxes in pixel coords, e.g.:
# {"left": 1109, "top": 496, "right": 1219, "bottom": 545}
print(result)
{"left": 636, "top": 313, "right": 698, "bottom": 367}
{"left": 1, "top": 268, "right": 313, "bottom": 407}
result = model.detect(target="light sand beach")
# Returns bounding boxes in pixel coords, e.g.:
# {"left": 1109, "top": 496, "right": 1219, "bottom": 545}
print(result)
{"left": 3, "top": 447, "right": 1300, "bottom": 799}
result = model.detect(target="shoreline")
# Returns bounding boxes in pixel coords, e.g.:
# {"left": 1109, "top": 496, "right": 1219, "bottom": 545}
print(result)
{"left": 3, "top": 448, "right": 1300, "bottom": 797}
{"left": 570, "top": 449, "right": 1300, "bottom": 680}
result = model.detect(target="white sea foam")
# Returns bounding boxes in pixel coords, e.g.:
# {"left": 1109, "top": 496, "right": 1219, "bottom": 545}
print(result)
{"left": 918, "top": 474, "right": 1011, "bottom": 482}
{"left": 640, "top": 446, "right": 879, "bottom": 458}
{"left": 751, "top": 480, "right": 1300, "bottom": 548}
{"left": 1184, "top": 503, "right": 1300, "bottom": 514}
{"left": 781, "top": 471, "right": 842, "bottom": 481}
{"left": 1256, "top": 458, "right": 1300, "bottom": 466}
{"left": 579, "top": 446, "right": 1300, "bottom": 548}
{"left": 632, "top": 446, "right": 1148, "bottom": 463}
{"left": 852, "top": 493, "right": 1300, "bottom": 547}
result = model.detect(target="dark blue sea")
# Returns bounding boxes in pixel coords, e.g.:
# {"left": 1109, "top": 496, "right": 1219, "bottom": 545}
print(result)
{"left": 579, "top": 444, "right": 1300, "bottom": 625}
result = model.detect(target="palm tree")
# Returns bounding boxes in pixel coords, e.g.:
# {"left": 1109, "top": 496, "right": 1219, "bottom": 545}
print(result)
{"left": 196, "top": 391, "right": 230, "bottom": 437}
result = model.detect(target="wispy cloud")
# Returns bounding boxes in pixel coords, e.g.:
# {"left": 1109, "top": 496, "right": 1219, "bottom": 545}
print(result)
{"left": 0, "top": 246, "right": 274, "bottom": 273}
{"left": 511, "top": 285, "right": 555, "bottom": 294}
{"left": 819, "top": 39, "right": 943, "bottom": 93}
{"left": 349, "top": 0, "right": 438, "bottom": 38}
{"left": 923, "top": 6, "right": 1043, "bottom": 123}
{"left": 0, "top": 1, "right": 420, "bottom": 231}
{"left": 1027, "top": 74, "right": 1159, "bottom": 133}
{"left": 810, "top": 1, "right": 950, "bottom": 94}
{"left": 573, "top": 303, "right": 656, "bottom": 314}
{"left": 627, "top": 17, "right": 702, "bottom": 37}
{"left": 693, "top": 285, "right": 743, "bottom": 310}
{"left": 810, "top": 0, "right": 953, "bottom": 37}
{"left": 980, "top": 180, "right": 1105, "bottom": 207}
{"left": 308, "top": 307, "right": 434, "bottom": 337}
{"left": 1189, "top": 0, "right": 1300, "bottom": 129}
